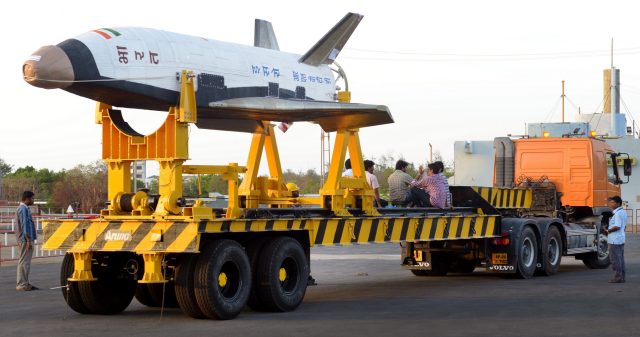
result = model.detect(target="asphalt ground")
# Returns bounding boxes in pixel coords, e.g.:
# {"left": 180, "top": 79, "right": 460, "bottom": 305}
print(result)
{"left": 1, "top": 235, "right": 639, "bottom": 337}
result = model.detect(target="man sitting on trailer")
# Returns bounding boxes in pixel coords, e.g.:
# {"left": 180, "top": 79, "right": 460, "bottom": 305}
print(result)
{"left": 343, "top": 158, "right": 353, "bottom": 177}
{"left": 364, "top": 160, "right": 388, "bottom": 208}
{"left": 388, "top": 159, "right": 413, "bottom": 206}
{"left": 408, "top": 161, "right": 448, "bottom": 208}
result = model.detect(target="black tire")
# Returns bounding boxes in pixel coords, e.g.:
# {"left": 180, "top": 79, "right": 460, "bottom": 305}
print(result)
{"left": 60, "top": 253, "right": 91, "bottom": 314}
{"left": 175, "top": 254, "right": 206, "bottom": 318}
{"left": 256, "top": 237, "right": 309, "bottom": 312}
{"left": 194, "top": 240, "right": 251, "bottom": 320}
{"left": 78, "top": 254, "right": 137, "bottom": 315}
{"left": 135, "top": 283, "right": 179, "bottom": 308}
{"left": 539, "top": 226, "right": 563, "bottom": 276}
{"left": 411, "top": 252, "right": 449, "bottom": 276}
{"left": 515, "top": 227, "right": 538, "bottom": 279}
{"left": 583, "top": 233, "right": 611, "bottom": 269}
{"left": 246, "top": 237, "right": 270, "bottom": 311}
{"left": 135, "top": 284, "right": 159, "bottom": 307}
{"left": 449, "top": 257, "right": 477, "bottom": 274}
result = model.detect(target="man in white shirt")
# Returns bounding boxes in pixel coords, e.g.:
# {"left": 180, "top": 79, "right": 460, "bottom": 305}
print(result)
{"left": 343, "top": 159, "right": 353, "bottom": 177}
{"left": 605, "top": 196, "right": 626, "bottom": 283}
{"left": 364, "top": 160, "right": 387, "bottom": 208}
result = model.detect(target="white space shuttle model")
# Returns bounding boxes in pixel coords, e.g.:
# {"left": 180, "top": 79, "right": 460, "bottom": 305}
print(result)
{"left": 23, "top": 13, "right": 392, "bottom": 132}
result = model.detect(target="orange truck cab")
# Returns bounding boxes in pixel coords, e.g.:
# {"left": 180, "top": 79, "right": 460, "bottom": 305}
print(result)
{"left": 513, "top": 137, "right": 621, "bottom": 210}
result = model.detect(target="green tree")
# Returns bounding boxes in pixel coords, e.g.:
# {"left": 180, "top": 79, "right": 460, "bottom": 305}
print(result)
{"left": 0, "top": 158, "right": 12, "bottom": 176}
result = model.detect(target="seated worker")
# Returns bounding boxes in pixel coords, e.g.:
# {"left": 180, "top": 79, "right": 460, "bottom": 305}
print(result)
{"left": 364, "top": 160, "right": 388, "bottom": 208}
{"left": 408, "top": 161, "right": 448, "bottom": 208}
{"left": 387, "top": 159, "right": 413, "bottom": 206}
{"left": 343, "top": 158, "right": 353, "bottom": 177}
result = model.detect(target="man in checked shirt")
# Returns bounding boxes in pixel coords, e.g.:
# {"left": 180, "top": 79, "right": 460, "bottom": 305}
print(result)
{"left": 408, "top": 161, "right": 449, "bottom": 208}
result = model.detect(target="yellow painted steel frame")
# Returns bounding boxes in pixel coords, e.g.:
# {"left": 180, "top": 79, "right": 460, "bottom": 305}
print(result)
{"left": 68, "top": 252, "right": 97, "bottom": 281}
{"left": 139, "top": 253, "right": 167, "bottom": 283}
{"left": 320, "top": 128, "right": 379, "bottom": 216}
{"left": 97, "top": 70, "right": 195, "bottom": 217}
{"left": 182, "top": 164, "right": 247, "bottom": 218}
{"left": 238, "top": 122, "right": 312, "bottom": 208}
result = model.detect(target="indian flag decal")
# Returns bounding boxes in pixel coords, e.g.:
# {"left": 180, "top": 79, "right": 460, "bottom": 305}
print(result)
{"left": 92, "top": 28, "right": 122, "bottom": 39}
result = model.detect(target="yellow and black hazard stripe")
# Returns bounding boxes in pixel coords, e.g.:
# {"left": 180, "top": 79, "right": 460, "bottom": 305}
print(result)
{"left": 43, "top": 215, "right": 500, "bottom": 253}
{"left": 473, "top": 187, "right": 532, "bottom": 209}
{"left": 197, "top": 215, "right": 499, "bottom": 247}
{"left": 43, "top": 220, "right": 198, "bottom": 253}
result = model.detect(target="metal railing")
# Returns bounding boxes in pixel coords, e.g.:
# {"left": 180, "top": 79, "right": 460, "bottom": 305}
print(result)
{"left": 0, "top": 213, "right": 97, "bottom": 265}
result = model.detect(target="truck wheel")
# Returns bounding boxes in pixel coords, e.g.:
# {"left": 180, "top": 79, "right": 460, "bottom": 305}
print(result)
{"left": 411, "top": 252, "right": 449, "bottom": 276}
{"left": 78, "top": 255, "right": 137, "bottom": 315}
{"left": 515, "top": 227, "right": 538, "bottom": 279}
{"left": 174, "top": 254, "right": 206, "bottom": 318}
{"left": 194, "top": 240, "right": 251, "bottom": 320}
{"left": 539, "top": 226, "right": 562, "bottom": 276}
{"left": 60, "top": 253, "right": 91, "bottom": 314}
{"left": 583, "top": 233, "right": 610, "bottom": 269}
{"left": 246, "top": 237, "right": 269, "bottom": 311}
{"left": 256, "top": 237, "right": 309, "bottom": 312}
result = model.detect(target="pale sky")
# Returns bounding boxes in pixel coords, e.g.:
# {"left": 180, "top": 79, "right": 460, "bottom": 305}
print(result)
{"left": 2, "top": 0, "right": 640, "bottom": 176}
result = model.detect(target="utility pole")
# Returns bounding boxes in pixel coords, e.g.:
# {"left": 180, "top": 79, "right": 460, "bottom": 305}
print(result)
{"left": 561, "top": 80, "right": 565, "bottom": 123}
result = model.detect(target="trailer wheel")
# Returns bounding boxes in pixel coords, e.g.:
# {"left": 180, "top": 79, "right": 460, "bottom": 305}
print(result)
{"left": 194, "top": 240, "right": 251, "bottom": 320}
{"left": 515, "top": 227, "right": 538, "bottom": 279}
{"left": 411, "top": 252, "right": 449, "bottom": 276}
{"left": 256, "top": 237, "right": 309, "bottom": 312}
{"left": 539, "top": 226, "right": 562, "bottom": 276}
{"left": 60, "top": 253, "right": 91, "bottom": 314}
{"left": 174, "top": 254, "right": 206, "bottom": 318}
{"left": 135, "top": 283, "right": 179, "bottom": 308}
{"left": 134, "top": 283, "right": 157, "bottom": 307}
{"left": 78, "top": 255, "right": 137, "bottom": 315}
{"left": 583, "top": 233, "right": 610, "bottom": 269}
{"left": 246, "top": 237, "right": 270, "bottom": 311}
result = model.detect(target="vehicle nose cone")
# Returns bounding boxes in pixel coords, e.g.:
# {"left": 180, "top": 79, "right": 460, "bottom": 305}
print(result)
{"left": 23, "top": 45, "right": 74, "bottom": 89}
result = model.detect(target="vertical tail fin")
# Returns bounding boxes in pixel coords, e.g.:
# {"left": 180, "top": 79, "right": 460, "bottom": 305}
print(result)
{"left": 254, "top": 19, "right": 280, "bottom": 51}
{"left": 298, "top": 12, "right": 363, "bottom": 66}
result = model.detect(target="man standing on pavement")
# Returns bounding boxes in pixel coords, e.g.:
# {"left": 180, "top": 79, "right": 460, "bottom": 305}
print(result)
{"left": 16, "top": 191, "right": 38, "bottom": 291}
{"left": 605, "top": 195, "right": 626, "bottom": 283}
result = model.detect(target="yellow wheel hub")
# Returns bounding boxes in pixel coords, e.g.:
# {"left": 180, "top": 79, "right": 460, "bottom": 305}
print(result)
{"left": 278, "top": 267, "right": 287, "bottom": 282}
{"left": 218, "top": 272, "right": 228, "bottom": 287}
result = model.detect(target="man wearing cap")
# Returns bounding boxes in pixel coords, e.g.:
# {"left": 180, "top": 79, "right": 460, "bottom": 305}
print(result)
{"left": 605, "top": 195, "right": 626, "bottom": 283}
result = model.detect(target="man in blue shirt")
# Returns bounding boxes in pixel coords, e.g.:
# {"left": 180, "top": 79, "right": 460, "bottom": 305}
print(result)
{"left": 16, "top": 191, "right": 38, "bottom": 291}
{"left": 605, "top": 196, "right": 626, "bottom": 283}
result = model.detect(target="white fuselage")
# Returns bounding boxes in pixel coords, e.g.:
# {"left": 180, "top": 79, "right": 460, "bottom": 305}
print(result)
{"left": 77, "top": 27, "right": 336, "bottom": 101}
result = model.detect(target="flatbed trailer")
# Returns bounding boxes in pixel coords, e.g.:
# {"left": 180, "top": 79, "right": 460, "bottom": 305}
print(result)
{"left": 43, "top": 73, "right": 621, "bottom": 320}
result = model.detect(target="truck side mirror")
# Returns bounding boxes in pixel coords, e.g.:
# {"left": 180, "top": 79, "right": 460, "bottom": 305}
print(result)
{"left": 623, "top": 158, "right": 632, "bottom": 176}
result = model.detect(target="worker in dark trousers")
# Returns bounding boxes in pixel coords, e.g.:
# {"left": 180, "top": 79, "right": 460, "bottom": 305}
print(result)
{"left": 16, "top": 191, "right": 38, "bottom": 291}
{"left": 605, "top": 196, "right": 626, "bottom": 283}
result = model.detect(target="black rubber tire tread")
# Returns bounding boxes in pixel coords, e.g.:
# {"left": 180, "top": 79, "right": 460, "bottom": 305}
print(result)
{"left": 411, "top": 252, "right": 449, "bottom": 276}
{"left": 255, "top": 237, "right": 310, "bottom": 312}
{"left": 135, "top": 284, "right": 159, "bottom": 307}
{"left": 194, "top": 240, "right": 251, "bottom": 320}
{"left": 148, "top": 283, "right": 179, "bottom": 308}
{"left": 540, "top": 226, "right": 563, "bottom": 276}
{"left": 78, "top": 256, "right": 137, "bottom": 315}
{"left": 60, "top": 253, "right": 92, "bottom": 314}
{"left": 174, "top": 254, "right": 206, "bottom": 318}
{"left": 583, "top": 233, "right": 611, "bottom": 269}
{"left": 515, "top": 227, "right": 538, "bottom": 279}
